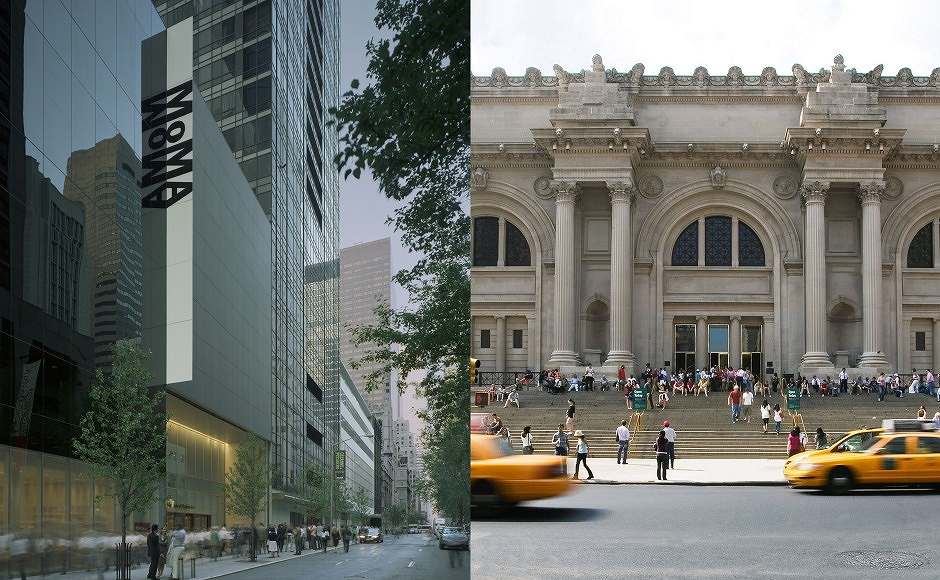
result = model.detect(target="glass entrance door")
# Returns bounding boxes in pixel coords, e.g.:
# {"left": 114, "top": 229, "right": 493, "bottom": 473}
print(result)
{"left": 708, "top": 324, "right": 729, "bottom": 368}
{"left": 674, "top": 324, "right": 696, "bottom": 372}
{"left": 741, "top": 324, "right": 763, "bottom": 377}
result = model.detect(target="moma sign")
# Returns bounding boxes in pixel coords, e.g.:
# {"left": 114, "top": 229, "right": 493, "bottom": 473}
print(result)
{"left": 141, "top": 80, "right": 193, "bottom": 208}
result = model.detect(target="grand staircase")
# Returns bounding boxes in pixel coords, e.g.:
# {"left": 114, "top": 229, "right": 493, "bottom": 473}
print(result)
{"left": 480, "top": 389, "right": 930, "bottom": 459}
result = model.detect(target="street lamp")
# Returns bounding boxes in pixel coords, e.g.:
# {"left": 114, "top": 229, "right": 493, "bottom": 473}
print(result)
{"left": 330, "top": 434, "right": 374, "bottom": 528}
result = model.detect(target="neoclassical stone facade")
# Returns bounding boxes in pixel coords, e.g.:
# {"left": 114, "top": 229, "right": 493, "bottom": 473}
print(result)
{"left": 471, "top": 55, "right": 940, "bottom": 378}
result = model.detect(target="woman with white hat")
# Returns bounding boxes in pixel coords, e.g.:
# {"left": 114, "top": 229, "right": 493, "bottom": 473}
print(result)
{"left": 572, "top": 430, "right": 594, "bottom": 480}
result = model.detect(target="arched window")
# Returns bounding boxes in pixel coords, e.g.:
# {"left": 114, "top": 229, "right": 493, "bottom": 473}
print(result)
{"left": 670, "top": 216, "right": 766, "bottom": 267}
{"left": 473, "top": 217, "right": 498, "bottom": 266}
{"left": 907, "top": 222, "right": 934, "bottom": 268}
{"left": 671, "top": 222, "right": 698, "bottom": 266}
{"left": 704, "top": 216, "right": 732, "bottom": 266}
{"left": 505, "top": 221, "right": 531, "bottom": 266}
{"left": 738, "top": 222, "right": 765, "bottom": 267}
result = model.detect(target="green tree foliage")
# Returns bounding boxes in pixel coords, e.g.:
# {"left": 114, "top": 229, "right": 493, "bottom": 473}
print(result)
{"left": 72, "top": 339, "right": 166, "bottom": 559}
{"left": 330, "top": 0, "right": 470, "bottom": 524}
{"left": 383, "top": 503, "right": 408, "bottom": 533}
{"left": 303, "top": 465, "right": 352, "bottom": 525}
{"left": 352, "top": 487, "right": 372, "bottom": 525}
{"left": 224, "top": 434, "right": 269, "bottom": 561}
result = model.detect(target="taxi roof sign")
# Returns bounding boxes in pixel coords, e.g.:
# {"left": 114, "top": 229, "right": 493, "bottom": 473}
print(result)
{"left": 881, "top": 419, "right": 936, "bottom": 433}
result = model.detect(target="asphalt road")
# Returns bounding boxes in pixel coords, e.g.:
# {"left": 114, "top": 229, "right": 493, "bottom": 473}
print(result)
{"left": 220, "top": 534, "right": 468, "bottom": 580}
{"left": 472, "top": 484, "right": 940, "bottom": 579}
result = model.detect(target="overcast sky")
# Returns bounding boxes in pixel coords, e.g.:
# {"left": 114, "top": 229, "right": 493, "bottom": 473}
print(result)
{"left": 339, "top": 0, "right": 411, "bottom": 311}
{"left": 471, "top": 0, "right": 940, "bottom": 78}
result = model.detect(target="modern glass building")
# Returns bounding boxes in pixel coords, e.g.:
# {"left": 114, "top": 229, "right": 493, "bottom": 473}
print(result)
{"left": 0, "top": 0, "right": 165, "bottom": 560}
{"left": 150, "top": 0, "right": 341, "bottom": 522}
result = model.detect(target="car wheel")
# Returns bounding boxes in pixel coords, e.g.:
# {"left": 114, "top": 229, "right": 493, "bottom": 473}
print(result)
{"left": 826, "top": 467, "right": 853, "bottom": 494}
{"left": 471, "top": 479, "right": 502, "bottom": 508}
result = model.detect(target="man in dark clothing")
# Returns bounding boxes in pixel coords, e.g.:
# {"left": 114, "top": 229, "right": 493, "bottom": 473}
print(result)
{"left": 147, "top": 524, "right": 161, "bottom": 579}
{"left": 276, "top": 524, "right": 285, "bottom": 553}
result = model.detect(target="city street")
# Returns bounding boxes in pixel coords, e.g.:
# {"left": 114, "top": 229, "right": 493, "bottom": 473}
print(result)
{"left": 472, "top": 485, "right": 940, "bottom": 579}
{"left": 222, "top": 534, "right": 468, "bottom": 580}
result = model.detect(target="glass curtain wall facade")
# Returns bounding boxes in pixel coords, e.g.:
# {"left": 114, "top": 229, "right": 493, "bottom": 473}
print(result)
{"left": 151, "top": 0, "right": 341, "bottom": 505}
{"left": 0, "top": 0, "right": 165, "bottom": 565}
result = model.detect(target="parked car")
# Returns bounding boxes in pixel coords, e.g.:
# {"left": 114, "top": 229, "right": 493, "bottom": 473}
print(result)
{"left": 438, "top": 526, "right": 469, "bottom": 550}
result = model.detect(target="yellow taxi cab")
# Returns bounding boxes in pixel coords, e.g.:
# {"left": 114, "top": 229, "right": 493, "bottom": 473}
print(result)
{"left": 470, "top": 414, "right": 570, "bottom": 507}
{"left": 785, "top": 419, "right": 940, "bottom": 493}
{"left": 783, "top": 427, "right": 883, "bottom": 471}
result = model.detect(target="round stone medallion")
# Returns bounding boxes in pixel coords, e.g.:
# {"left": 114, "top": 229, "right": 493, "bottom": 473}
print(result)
{"left": 533, "top": 176, "right": 553, "bottom": 198}
{"left": 638, "top": 174, "right": 664, "bottom": 198}
{"left": 772, "top": 174, "right": 799, "bottom": 199}
{"left": 884, "top": 175, "right": 903, "bottom": 199}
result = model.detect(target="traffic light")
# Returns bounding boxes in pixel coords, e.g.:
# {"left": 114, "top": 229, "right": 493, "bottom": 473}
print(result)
{"left": 469, "top": 357, "right": 480, "bottom": 385}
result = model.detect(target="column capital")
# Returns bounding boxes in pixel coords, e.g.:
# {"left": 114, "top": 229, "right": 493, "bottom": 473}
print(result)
{"left": 857, "top": 180, "right": 885, "bottom": 205}
{"left": 494, "top": 314, "right": 506, "bottom": 321}
{"left": 696, "top": 315, "right": 708, "bottom": 323}
{"left": 800, "top": 180, "right": 829, "bottom": 204}
{"left": 606, "top": 180, "right": 636, "bottom": 205}
{"left": 526, "top": 313, "right": 537, "bottom": 320}
{"left": 549, "top": 180, "right": 580, "bottom": 203}
{"left": 730, "top": 314, "right": 742, "bottom": 323}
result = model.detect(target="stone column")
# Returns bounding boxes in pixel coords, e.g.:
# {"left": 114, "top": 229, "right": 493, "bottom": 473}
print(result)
{"left": 548, "top": 181, "right": 580, "bottom": 367}
{"left": 933, "top": 318, "right": 940, "bottom": 371}
{"left": 526, "top": 314, "right": 539, "bottom": 370}
{"left": 800, "top": 181, "right": 833, "bottom": 371}
{"left": 494, "top": 315, "right": 506, "bottom": 374}
{"left": 604, "top": 180, "right": 636, "bottom": 374}
{"left": 497, "top": 218, "right": 506, "bottom": 267}
{"left": 695, "top": 315, "right": 707, "bottom": 369}
{"left": 730, "top": 315, "right": 742, "bottom": 369}
{"left": 857, "top": 181, "right": 889, "bottom": 370}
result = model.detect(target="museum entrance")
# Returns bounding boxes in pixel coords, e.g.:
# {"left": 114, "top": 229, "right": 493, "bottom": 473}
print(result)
{"left": 674, "top": 323, "right": 696, "bottom": 372}
{"left": 741, "top": 324, "right": 763, "bottom": 377}
{"left": 708, "top": 324, "right": 729, "bottom": 368}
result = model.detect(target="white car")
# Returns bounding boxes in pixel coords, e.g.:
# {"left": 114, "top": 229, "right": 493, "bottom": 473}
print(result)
{"left": 438, "top": 526, "right": 469, "bottom": 550}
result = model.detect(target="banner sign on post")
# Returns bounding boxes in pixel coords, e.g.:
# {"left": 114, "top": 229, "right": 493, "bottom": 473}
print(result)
{"left": 632, "top": 386, "right": 647, "bottom": 411}
{"left": 787, "top": 384, "right": 800, "bottom": 411}
{"left": 334, "top": 450, "right": 346, "bottom": 479}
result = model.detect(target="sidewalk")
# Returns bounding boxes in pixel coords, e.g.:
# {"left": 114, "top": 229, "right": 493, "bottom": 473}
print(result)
{"left": 21, "top": 544, "right": 343, "bottom": 580}
{"left": 566, "top": 457, "right": 787, "bottom": 485}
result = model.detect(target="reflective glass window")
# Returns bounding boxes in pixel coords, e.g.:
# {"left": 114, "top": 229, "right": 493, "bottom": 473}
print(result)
{"left": 23, "top": 19, "right": 44, "bottom": 148}
{"left": 44, "top": 44, "right": 71, "bottom": 175}
{"left": 71, "top": 80, "right": 95, "bottom": 157}
{"left": 95, "top": 0, "right": 117, "bottom": 72}
{"left": 72, "top": 19, "right": 95, "bottom": 95}
{"left": 95, "top": 56, "right": 116, "bottom": 125}
{"left": 45, "top": 1, "right": 72, "bottom": 66}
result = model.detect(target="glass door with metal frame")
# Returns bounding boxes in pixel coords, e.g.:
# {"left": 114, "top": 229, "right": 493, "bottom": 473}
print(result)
{"left": 741, "top": 324, "right": 763, "bottom": 377}
{"left": 674, "top": 323, "right": 696, "bottom": 372}
{"left": 708, "top": 324, "right": 729, "bottom": 368}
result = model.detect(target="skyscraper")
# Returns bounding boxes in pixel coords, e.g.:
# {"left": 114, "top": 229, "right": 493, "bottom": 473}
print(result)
{"left": 339, "top": 237, "right": 392, "bottom": 416}
{"left": 151, "top": 0, "right": 341, "bottom": 520}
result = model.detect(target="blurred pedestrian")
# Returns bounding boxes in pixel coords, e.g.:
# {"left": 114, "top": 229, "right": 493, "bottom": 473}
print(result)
{"left": 565, "top": 399, "right": 576, "bottom": 432}
{"left": 787, "top": 428, "right": 803, "bottom": 457}
{"left": 552, "top": 424, "right": 568, "bottom": 456}
{"left": 760, "top": 399, "right": 771, "bottom": 434}
{"left": 267, "top": 525, "right": 279, "bottom": 557}
{"left": 341, "top": 525, "right": 351, "bottom": 553}
{"left": 166, "top": 524, "right": 186, "bottom": 579}
{"left": 572, "top": 430, "right": 594, "bottom": 480}
{"left": 728, "top": 385, "right": 742, "bottom": 423}
{"left": 653, "top": 430, "right": 669, "bottom": 481}
{"left": 917, "top": 405, "right": 927, "bottom": 420}
{"left": 815, "top": 427, "right": 828, "bottom": 449}
{"left": 741, "top": 389, "right": 754, "bottom": 423}
{"left": 773, "top": 404, "right": 783, "bottom": 435}
{"left": 146, "top": 524, "right": 160, "bottom": 579}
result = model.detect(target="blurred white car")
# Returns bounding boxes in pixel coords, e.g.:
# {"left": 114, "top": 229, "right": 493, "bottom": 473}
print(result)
{"left": 438, "top": 526, "right": 469, "bottom": 550}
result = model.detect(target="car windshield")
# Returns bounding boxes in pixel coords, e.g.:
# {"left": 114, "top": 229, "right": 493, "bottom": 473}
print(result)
{"left": 858, "top": 436, "right": 886, "bottom": 452}
{"left": 836, "top": 433, "right": 874, "bottom": 452}
{"left": 491, "top": 437, "right": 514, "bottom": 457}
{"left": 367, "top": 528, "right": 379, "bottom": 534}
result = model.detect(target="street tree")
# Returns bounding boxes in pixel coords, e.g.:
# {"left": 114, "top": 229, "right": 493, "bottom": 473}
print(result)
{"left": 331, "top": 0, "right": 470, "bottom": 526}
{"left": 224, "top": 434, "right": 268, "bottom": 561}
{"left": 72, "top": 339, "right": 165, "bottom": 579}
{"left": 352, "top": 487, "right": 371, "bottom": 526}
{"left": 383, "top": 503, "right": 408, "bottom": 534}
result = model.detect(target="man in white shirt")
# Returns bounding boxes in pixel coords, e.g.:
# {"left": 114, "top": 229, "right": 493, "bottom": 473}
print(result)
{"left": 584, "top": 365, "right": 595, "bottom": 390}
{"left": 741, "top": 389, "right": 754, "bottom": 423}
{"left": 839, "top": 368, "right": 848, "bottom": 394}
{"left": 663, "top": 421, "right": 677, "bottom": 468}
{"left": 616, "top": 420, "right": 631, "bottom": 464}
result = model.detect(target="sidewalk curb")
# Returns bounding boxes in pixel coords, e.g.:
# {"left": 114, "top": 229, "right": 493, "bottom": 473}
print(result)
{"left": 197, "top": 546, "right": 340, "bottom": 580}
{"left": 571, "top": 479, "right": 788, "bottom": 486}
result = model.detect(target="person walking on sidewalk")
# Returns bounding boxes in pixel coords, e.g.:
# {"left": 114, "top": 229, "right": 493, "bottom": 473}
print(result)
{"left": 572, "top": 430, "right": 594, "bottom": 480}
{"left": 662, "top": 421, "right": 677, "bottom": 468}
{"left": 653, "top": 430, "right": 669, "bottom": 481}
{"left": 728, "top": 385, "right": 742, "bottom": 423}
{"left": 760, "top": 399, "right": 771, "bottom": 434}
{"left": 341, "top": 525, "right": 351, "bottom": 553}
{"left": 552, "top": 424, "right": 569, "bottom": 456}
{"left": 616, "top": 420, "right": 631, "bottom": 464}
{"left": 146, "top": 524, "right": 160, "bottom": 579}
{"left": 741, "top": 389, "right": 754, "bottom": 423}
{"left": 320, "top": 525, "right": 329, "bottom": 553}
